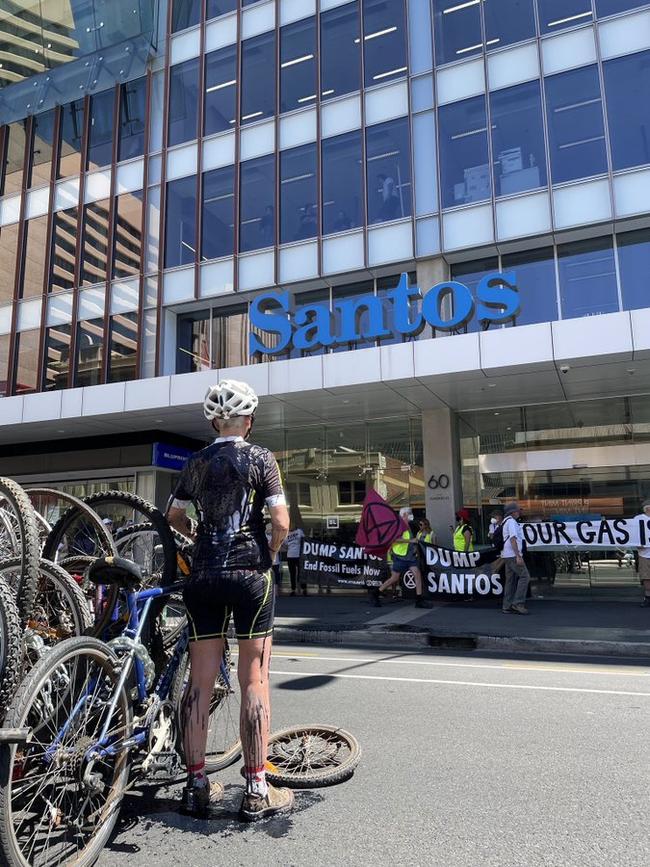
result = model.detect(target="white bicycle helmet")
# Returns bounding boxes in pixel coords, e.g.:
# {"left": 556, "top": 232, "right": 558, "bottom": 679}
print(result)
{"left": 203, "top": 379, "right": 259, "bottom": 421}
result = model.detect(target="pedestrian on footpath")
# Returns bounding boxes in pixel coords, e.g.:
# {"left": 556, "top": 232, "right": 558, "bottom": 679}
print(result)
{"left": 501, "top": 502, "right": 531, "bottom": 615}
{"left": 488, "top": 508, "right": 505, "bottom": 573}
{"left": 637, "top": 499, "right": 650, "bottom": 607}
{"left": 372, "top": 507, "right": 432, "bottom": 609}
{"left": 285, "top": 524, "right": 305, "bottom": 596}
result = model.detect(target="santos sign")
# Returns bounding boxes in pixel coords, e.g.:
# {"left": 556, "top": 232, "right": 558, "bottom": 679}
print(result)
{"left": 249, "top": 271, "right": 520, "bottom": 356}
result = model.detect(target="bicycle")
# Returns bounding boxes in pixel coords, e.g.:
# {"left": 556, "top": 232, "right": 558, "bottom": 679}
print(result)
{"left": 0, "top": 556, "right": 360, "bottom": 867}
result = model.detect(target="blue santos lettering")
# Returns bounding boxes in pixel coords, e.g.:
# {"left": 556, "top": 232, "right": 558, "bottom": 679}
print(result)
{"left": 249, "top": 290, "right": 292, "bottom": 356}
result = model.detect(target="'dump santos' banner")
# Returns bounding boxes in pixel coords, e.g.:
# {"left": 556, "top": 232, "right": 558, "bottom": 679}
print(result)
{"left": 523, "top": 517, "right": 650, "bottom": 548}
{"left": 421, "top": 541, "right": 502, "bottom": 600}
{"left": 300, "top": 540, "right": 389, "bottom": 588}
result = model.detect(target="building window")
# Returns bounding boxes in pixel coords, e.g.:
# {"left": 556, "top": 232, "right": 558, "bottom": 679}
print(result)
{"left": 168, "top": 58, "right": 200, "bottom": 146}
{"left": 43, "top": 324, "right": 72, "bottom": 391}
{"left": 202, "top": 165, "right": 235, "bottom": 260}
{"left": 280, "top": 17, "right": 317, "bottom": 113}
{"left": 438, "top": 96, "right": 490, "bottom": 208}
{"left": 113, "top": 192, "right": 143, "bottom": 279}
{"left": 484, "top": 0, "right": 536, "bottom": 51}
{"left": 29, "top": 109, "right": 55, "bottom": 188}
{"left": 2, "top": 122, "right": 27, "bottom": 195}
{"left": 50, "top": 208, "right": 78, "bottom": 293}
{"left": 20, "top": 216, "right": 48, "bottom": 299}
{"left": 207, "top": 0, "right": 236, "bottom": 20}
{"left": 75, "top": 318, "right": 104, "bottom": 387}
{"left": 81, "top": 200, "right": 110, "bottom": 286}
{"left": 239, "top": 154, "right": 275, "bottom": 252}
{"left": 0, "top": 223, "right": 19, "bottom": 305}
{"left": 338, "top": 480, "right": 366, "bottom": 505}
{"left": 108, "top": 312, "right": 138, "bottom": 383}
{"left": 617, "top": 229, "right": 650, "bottom": 312}
{"left": 165, "top": 175, "right": 197, "bottom": 268}
{"left": 545, "top": 65, "right": 607, "bottom": 185}
{"left": 537, "top": 0, "right": 593, "bottom": 32}
{"left": 0, "top": 333, "right": 9, "bottom": 397}
{"left": 557, "top": 237, "right": 619, "bottom": 320}
{"left": 604, "top": 50, "right": 650, "bottom": 172}
{"left": 87, "top": 89, "right": 115, "bottom": 171}
{"left": 289, "top": 481, "right": 312, "bottom": 507}
{"left": 14, "top": 329, "right": 40, "bottom": 394}
{"left": 240, "top": 31, "right": 276, "bottom": 125}
{"left": 171, "top": 0, "right": 201, "bottom": 32}
{"left": 177, "top": 309, "right": 211, "bottom": 373}
{"left": 596, "top": 0, "right": 647, "bottom": 13}
{"left": 501, "top": 247, "right": 558, "bottom": 326}
{"left": 212, "top": 305, "right": 249, "bottom": 368}
{"left": 118, "top": 78, "right": 147, "bottom": 162}
{"left": 363, "top": 0, "right": 408, "bottom": 87}
{"left": 204, "top": 45, "right": 237, "bottom": 135}
{"left": 432, "top": 0, "right": 482, "bottom": 65}
{"left": 366, "top": 117, "right": 412, "bottom": 224}
{"left": 490, "top": 80, "right": 547, "bottom": 197}
{"left": 450, "top": 257, "right": 499, "bottom": 332}
{"left": 280, "top": 143, "right": 318, "bottom": 244}
{"left": 321, "top": 2, "right": 361, "bottom": 102}
{"left": 57, "top": 100, "right": 84, "bottom": 179}
{"left": 322, "top": 130, "right": 363, "bottom": 234}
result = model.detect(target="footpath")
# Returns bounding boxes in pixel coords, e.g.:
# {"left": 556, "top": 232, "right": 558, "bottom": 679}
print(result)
{"left": 273, "top": 593, "right": 650, "bottom": 659}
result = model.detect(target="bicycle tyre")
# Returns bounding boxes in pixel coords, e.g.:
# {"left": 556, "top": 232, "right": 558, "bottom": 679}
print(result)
{"left": 0, "top": 636, "right": 132, "bottom": 867}
{"left": 40, "top": 490, "right": 116, "bottom": 564}
{"left": 0, "top": 577, "right": 21, "bottom": 721}
{"left": 265, "top": 725, "right": 361, "bottom": 788}
{"left": 23, "top": 558, "right": 93, "bottom": 638}
{"left": 0, "top": 478, "right": 41, "bottom": 624}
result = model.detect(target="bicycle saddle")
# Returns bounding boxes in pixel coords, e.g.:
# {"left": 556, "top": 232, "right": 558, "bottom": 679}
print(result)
{"left": 87, "top": 555, "right": 143, "bottom": 589}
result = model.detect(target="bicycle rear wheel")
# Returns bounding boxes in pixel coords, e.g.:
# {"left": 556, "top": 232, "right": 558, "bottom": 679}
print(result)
{"left": 0, "top": 478, "right": 41, "bottom": 623}
{"left": 0, "top": 577, "right": 22, "bottom": 721}
{"left": 0, "top": 636, "right": 132, "bottom": 867}
{"left": 265, "top": 725, "right": 361, "bottom": 788}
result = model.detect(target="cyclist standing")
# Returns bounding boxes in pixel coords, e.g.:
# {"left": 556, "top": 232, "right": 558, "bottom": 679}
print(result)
{"left": 167, "top": 379, "right": 293, "bottom": 821}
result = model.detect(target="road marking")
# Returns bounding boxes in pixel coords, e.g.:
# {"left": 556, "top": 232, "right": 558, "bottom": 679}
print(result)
{"left": 270, "top": 668, "right": 650, "bottom": 697}
{"left": 267, "top": 652, "right": 650, "bottom": 678}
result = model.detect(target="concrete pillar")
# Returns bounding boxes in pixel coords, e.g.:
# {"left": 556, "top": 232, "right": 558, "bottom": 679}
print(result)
{"left": 416, "top": 255, "right": 449, "bottom": 289}
{"left": 422, "top": 408, "right": 462, "bottom": 547}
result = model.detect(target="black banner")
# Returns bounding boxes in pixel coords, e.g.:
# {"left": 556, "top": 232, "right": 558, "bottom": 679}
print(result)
{"left": 299, "top": 540, "right": 389, "bottom": 588}
{"left": 421, "top": 541, "right": 503, "bottom": 599}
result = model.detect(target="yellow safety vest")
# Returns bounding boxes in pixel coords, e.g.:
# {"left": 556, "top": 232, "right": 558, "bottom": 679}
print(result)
{"left": 453, "top": 523, "right": 474, "bottom": 552}
{"left": 417, "top": 531, "right": 433, "bottom": 544}
{"left": 391, "top": 530, "right": 412, "bottom": 557}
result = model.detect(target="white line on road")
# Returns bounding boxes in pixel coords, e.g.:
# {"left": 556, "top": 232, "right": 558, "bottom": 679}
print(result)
{"left": 269, "top": 669, "right": 650, "bottom": 697}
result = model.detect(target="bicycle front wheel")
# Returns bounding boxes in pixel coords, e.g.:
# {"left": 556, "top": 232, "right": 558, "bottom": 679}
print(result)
{"left": 0, "top": 577, "right": 22, "bottom": 720}
{"left": 265, "top": 725, "right": 361, "bottom": 788}
{"left": 0, "top": 636, "right": 132, "bottom": 867}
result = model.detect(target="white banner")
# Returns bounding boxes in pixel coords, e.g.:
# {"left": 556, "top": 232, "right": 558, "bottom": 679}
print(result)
{"left": 523, "top": 517, "right": 650, "bottom": 549}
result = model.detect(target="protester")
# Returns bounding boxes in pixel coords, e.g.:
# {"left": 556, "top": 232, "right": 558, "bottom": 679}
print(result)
{"left": 453, "top": 509, "right": 474, "bottom": 552}
{"left": 372, "top": 507, "right": 431, "bottom": 609}
{"left": 637, "top": 499, "right": 650, "bottom": 607}
{"left": 488, "top": 509, "right": 505, "bottom": 575}
{"left": 417, "top": 517, "right": 436, "bottom": 545}
{"left": 501, "top": 502, "right": 530, "bottom": 615}
{"left": 285, "top": 523, "right": 305, "bottom": 596}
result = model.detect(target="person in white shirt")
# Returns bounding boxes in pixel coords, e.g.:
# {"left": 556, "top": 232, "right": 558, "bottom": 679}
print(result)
{"left": 637, "top": 500, "right": 650, "bottom": 607}
{"left": 500, "top": 502, "right": 530, "bottom": 615}
{"left": 285, "top": 526, "right": 305, "bottom": 596}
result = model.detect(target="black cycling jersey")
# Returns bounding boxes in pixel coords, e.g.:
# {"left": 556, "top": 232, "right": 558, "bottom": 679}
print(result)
{"left": 171, "top": 436, "right": 286, "bottom": 573}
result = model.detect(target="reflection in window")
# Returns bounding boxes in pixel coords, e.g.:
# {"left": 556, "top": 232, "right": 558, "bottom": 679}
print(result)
{"left": 438, "top": 96, "right": 490, "bottom": 208}
{"left": 322, "top": 130, "right": 363, "bottom": 234}
{"left": 81, "top": 200, "right": 110, "bottom": 286}
{"left": 0, "top": 333, "right": 10, "bottom": 396}
{"left": 108, "top": 312, "right": 138, "bottom": 383}
{"left": 202, "top": 165, "right": 235, "bottom": 260}
{"left": 363, "top": 0, "right": 407, "bottom": 87}
{"left": 617, "top": 229, "right": 650, "bottom": 311}
{"left": 604, "top": 51, "right": 650, "bottom": 171}
{"left": 280, "top": 143, "right": 318, "bottom": 244}
{"left": 241, "top": 32, "right": 276, "bottom": 125}
{"left": 212, "top": 305, "right": 249, "bottom": 368}
{"left": 87, "top": 90, "right": 115, "bottom": 170}
{"left": 537, "top": 0, "right": 593, "bottom": 30}
{"left": 21, "top": 216, "right": 48, "bottom": 299}
{"left": 545, "top": 66, "right": 607, "bottom": 184}
{"left": 50, "top": 208, "right": 78, "bottom": 292}
{"left": 366, "top": 118, "right": 412, "bottom": 224}
{"left": 58, "top": 100, "right": 84, "bottom": 178}
{"left": 338, "top": 480, "right": 366, "bottom": 505}
{"left": 14, "top": 329, "right": 39, "bottom": 394}
{"left": 280, "top": 18, "right": 317, "bottom": 113}
{"left": 558, "top": 237, "right": 619, "bottom": 320}
{"left": 240, "top": 154, "right": 275, "bottom": 252}
{"left": 0, "top": 224, "right": 19, "bottom": 305}
{"left": 321, "top": 2, "right": 360, "bottom": 101}
{"left": 75, "top": 318, "right": 105, "bottom": 387}
{"left": 432, "top": 0, "right": 482, "bottom": 65}
{"left": 205, "top": 45, "right": 237, "bottom": 135}
{"left": 168, "top": 58, "right": 200, "bottom": 146}
{"left": 596, "top": 0, "right": 647, "bottom": 13}
{"left": 113, "top": 192, "right": 143, "bottom": 279}
{"left": 484, "top": 0, "right": 536, "bottom": 50}
{"left": 490, "top": 81, "right": 547, "bottom": 197}
{"left": 501, "top": 248, "right": 558, "bottom": 325}
{"left": 2, "top": 122, "right": 27, "bottom": 195}
{"left": 171, "top": 0, "right": 201, "bottom": 32}
{"left": 43, "top": 324, "right": 72, "bottom": 390}
{"left": 29, "top": 109, "right": 55, "bottom": 187}
{"left": 177, "top": 309, "right": 211, "bottom": 373}
{"left": 207, "top": 0, "right": 236, "bottom": 19}
{"left": 165, "top": 175, "right": 197, "bottom": 268}
{"left": 119, "top": 77, "right": 147, "bottom": 161}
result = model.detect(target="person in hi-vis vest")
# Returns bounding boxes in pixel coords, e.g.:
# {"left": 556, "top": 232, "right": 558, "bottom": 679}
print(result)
{"left": 453, "top": 509, "right": 474, "bottom": 552}
{"left": 371, "top": 507, "right": 432, "bottom": 609}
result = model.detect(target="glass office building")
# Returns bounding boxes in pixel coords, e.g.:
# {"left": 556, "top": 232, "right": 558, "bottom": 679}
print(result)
{"left": 2, "top": 0, "right": 650, "bottom": 584}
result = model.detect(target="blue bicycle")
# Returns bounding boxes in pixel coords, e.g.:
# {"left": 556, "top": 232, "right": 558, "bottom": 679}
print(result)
{"left": 0, "top": 556, "right": 360, "bottom": 867}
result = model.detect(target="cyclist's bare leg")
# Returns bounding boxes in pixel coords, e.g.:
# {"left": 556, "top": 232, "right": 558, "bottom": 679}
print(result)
{"left": 237, "top": 635, "right": 272, "bottom": 795}
{"left": 182, "top": 637, "right": 225, "bottom": 780}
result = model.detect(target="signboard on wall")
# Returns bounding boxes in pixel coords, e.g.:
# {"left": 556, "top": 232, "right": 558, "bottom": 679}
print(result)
{"left": 152, "top": 443, "right": 194, "bottom": 472}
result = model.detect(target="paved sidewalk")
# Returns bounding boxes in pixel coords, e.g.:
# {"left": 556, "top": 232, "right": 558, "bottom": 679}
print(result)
{"left": 273, "top": 592, "right": 650, "bottom": 657}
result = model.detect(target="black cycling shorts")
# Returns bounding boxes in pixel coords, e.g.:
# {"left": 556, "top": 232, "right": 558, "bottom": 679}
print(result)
{"left": 183, "top": 569, "right": 275, "bottom": 641}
